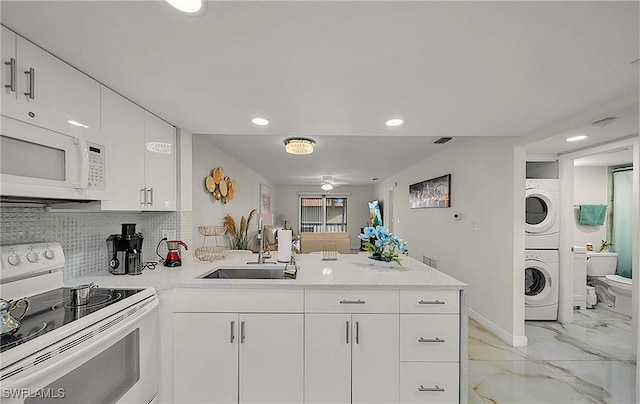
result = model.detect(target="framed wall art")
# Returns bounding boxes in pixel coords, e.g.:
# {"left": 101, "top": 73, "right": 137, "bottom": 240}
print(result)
{"left": 409, "top": 174, "right": 451, "bottom": 208}
{"left": 259, "top": 183, "right": 271, "bottom": 214}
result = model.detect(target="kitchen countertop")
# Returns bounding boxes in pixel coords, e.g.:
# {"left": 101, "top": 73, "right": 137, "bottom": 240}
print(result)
{"left": 66, "top": 251, "right": 466, "bottom": 291}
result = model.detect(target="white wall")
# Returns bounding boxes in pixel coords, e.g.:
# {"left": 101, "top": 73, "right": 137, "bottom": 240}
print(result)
{"left": 275, "top": 185, "right": 375, "bottom": 250}
{"left": 375, "top": 137, "right": 527, "bottom": 345}
{"left": 573, "top": 166, "right": 609, "bottom": 248}
{"left": 192, "top": 136, "right": 276, "bottom": 249}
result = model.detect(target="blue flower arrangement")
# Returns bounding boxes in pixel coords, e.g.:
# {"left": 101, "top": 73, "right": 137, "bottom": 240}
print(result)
{"left": 358, "top": 226, "right": 408, "bottom": 266}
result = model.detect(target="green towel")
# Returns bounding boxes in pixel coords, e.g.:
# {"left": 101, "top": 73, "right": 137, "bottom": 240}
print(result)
{"left": 579, "top": 205, "right": 607, "bottom": 226}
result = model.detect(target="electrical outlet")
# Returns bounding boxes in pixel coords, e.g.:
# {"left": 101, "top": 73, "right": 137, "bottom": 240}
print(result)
{"left": 162, "top": 230, "right": 176, "bottom": 240}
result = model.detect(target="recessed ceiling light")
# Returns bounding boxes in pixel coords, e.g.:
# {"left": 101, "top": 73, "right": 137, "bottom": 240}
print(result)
{"left": 566, "top": 135, "right": 588, "bottom": 142}
{"left": 252, "top": 117, "right": 269, "bottom": 126}
{"left": 166, "top": 0, "right": 203, "bottom": 14}
{"left": 385, "top": 118, "right": 404, "bottom": 127}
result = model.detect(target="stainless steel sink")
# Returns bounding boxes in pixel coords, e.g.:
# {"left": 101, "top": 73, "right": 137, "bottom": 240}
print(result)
{"left": 200, "top": 264, "right": 289, "bottom": 280}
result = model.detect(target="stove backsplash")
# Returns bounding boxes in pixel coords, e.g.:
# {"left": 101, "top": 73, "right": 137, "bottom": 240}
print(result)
{"left": 0, "top": 207, "right": 193, "bottom": 279}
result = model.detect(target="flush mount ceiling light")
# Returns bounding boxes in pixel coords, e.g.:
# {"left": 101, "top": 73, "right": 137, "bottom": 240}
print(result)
{"left": 321, "top": 176, "right": 334, "bottom": 191}
{"left": 251, "top": 117, "right": 269, "bottom": 126}
{"left": 566, "top": 135, "right": 588, "bottom": 142}
{"left": 284, "top": 137, "right": 315, "bottom": 155}
{"left": 385, "top": 118, "right": 404, "bottom": 127}
{"left": 166, "top": 0, "right": 204, "bottom": 14}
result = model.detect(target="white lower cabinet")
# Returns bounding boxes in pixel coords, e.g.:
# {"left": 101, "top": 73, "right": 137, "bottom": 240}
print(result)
{"left": 305, "top": 314, "right": 399, "bottom": 404}
{"left": 399, "top": 362, "right": 459, "bottom": 404}
{"left": 173, "top": 313, "right": 238, "bottom": 404}
{"left": 399, "top": 290, "right": 460, "bottom": 404}
{"left": 173, "top": 312, "right": 304, "bottom": 403}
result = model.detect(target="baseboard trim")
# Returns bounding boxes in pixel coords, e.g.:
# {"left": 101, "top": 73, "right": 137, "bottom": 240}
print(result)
{"left": 469, "top": 309, "right": 528, "bottom": 347}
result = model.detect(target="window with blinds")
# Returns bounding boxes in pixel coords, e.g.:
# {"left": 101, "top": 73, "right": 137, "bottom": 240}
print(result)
{"left": 300, "top": 196, "right": 347, "bottom": 232}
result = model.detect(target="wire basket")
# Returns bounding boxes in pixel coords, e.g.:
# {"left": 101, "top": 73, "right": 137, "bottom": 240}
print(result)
{"left": 198, "top": 226, "right": 226, "bottom": 236}
{"left": 195, "top": 246, "right": 228, "bottom": 261}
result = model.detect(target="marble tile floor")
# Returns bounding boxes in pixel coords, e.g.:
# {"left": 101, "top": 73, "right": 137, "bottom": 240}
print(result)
{"left": 468, "top": 307, "right": 636, "bottom": 403}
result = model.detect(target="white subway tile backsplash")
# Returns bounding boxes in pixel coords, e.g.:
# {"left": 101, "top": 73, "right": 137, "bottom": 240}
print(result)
{"left": 0, "top": 207, "right": 192, "bottom": 279}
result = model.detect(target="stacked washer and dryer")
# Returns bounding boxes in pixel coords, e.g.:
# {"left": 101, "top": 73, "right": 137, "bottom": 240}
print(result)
{"left": 525, "top": 178, "right": 560, "bottom": 320}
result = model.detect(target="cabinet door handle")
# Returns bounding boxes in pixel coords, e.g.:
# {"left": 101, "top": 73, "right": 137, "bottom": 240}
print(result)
{"left": 418, "top": 385, "right": 445, "bottom": 392}
{"left": 418, "top": 337, "right": 445, "bottom": 343}
{"left": 230, "top": 320, "right": 235, "bottom": 343}
{"left": 140, "top": 188, "right": 146, "bottom": 205}
{"left": 240, "top": 321, "right": 245, "bottom": 343}
{"left": 339, "top": 299, "right": 365, "bottom": 304}
{"left": 418, "top": 300, "right": 445, "bottom": 305}
{"left": 147, "top": 187, "right": 153, "bottom": 206}
{"left": 24, "top": 67, "right": 34, "bottom": 99}
{"left": 355, "top": 321, "right": 360, "bottom": 344}
{"left": 4, "top": 57, "right": 16, "bottom": 92}
{"left": 346, "top": 321, "right": 349, "bottom": 344}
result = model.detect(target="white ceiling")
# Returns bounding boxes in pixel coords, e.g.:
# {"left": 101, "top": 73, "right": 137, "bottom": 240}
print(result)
{"left": 2, "top": 1, "right": 638, "bottom": 185}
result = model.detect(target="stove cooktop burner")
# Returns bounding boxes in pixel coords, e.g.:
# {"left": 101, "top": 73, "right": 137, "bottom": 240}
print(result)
{"left": 0, "top": 287, "right": 144, "bottom": 353}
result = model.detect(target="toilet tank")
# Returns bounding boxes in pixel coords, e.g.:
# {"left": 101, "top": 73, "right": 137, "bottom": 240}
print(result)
{"left": 586, "top": 252, "right": 618, "bottom": 276}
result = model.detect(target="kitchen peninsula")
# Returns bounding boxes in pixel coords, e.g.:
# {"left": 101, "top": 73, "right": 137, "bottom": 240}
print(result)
{"left": 70, "top": 252, "right": 468, "bottom": 403}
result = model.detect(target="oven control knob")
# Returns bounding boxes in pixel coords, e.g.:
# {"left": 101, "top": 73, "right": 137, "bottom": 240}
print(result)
{"left": 44, "top": 249, "right": 55, "bottom": 260}
{"left": 27, "top": 251, "right": 39, "bottom": 263}
{"left": 7, "top": 253, "right": 21, "bottom": 266}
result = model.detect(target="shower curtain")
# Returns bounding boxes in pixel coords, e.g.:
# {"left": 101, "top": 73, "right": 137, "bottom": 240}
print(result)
{"left": 612, "top": 168, "right": 633, "bottom": 278}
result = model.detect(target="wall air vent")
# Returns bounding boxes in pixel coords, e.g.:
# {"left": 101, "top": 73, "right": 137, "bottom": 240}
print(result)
{"left": 434, "top": 137, "right": 453, "bottom": 144}
{"left": 592, "top": 117, "right": 617, "bottom": 127}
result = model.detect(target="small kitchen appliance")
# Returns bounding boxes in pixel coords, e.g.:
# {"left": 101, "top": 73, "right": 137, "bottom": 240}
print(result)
{"left": 106, "top": 223, "right": 144, "bottom": 275}
{"left": 164, "top": 240, "right": 188, "bottom": 267}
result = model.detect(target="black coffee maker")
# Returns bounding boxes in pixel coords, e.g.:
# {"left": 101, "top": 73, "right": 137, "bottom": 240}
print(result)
{"left": 106, "top": 223, "right": 144, "bottom": 275}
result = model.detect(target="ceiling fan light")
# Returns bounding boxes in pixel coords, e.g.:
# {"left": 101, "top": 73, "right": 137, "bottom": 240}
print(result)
{"left": 321, "top": 183, "right": 333, "bottom": 191}
{"left": 284, "top": 137, "right": 315, "bottom": 155}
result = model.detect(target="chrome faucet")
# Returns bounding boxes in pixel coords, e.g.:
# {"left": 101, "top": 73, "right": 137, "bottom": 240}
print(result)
{"left": 257, "top": 216, "right": 265, "bottom": 264}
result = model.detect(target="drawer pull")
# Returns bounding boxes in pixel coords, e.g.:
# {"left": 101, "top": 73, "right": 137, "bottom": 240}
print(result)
{"left": 418, "top": 300, "right": 445, "bottom": 305}
{"left": 419, "top": 385, "right": 445, "bottom": 392}
{"left": 418, "top": 337, "right": 445, "bottom": 343}
{"left": 339, "top": 299, "right": 365, "bottom": 304}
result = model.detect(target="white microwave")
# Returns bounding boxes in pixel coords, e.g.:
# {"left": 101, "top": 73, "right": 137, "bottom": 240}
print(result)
{"left": 0, "top": 116, "right": 107, "bottom": 202}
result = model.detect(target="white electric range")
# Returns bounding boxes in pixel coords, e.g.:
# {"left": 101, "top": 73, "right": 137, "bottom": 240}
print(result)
{"left": 0, "top": 243, "right": 159, "bottom": 404}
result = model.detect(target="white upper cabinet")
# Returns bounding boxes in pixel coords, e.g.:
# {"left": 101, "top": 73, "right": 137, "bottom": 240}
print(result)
{"left": 143, "top": 111, "right": 176, "bottom": 211}
{"left": 100, "top": 87, "right": 145, "bottom": 210}
{"left": 101, "top": 87, "right": 176, "bottom": 211}
{"left": 1, "top": 26, "right": 101, "bottom": 139}
{"left": 1, "top": 27, "right": 18, "bottom": 108}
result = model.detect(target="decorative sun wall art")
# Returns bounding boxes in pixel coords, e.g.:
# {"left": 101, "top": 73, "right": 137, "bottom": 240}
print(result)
{"left": 205, "top": 167, "right": 237, "bottom": 204}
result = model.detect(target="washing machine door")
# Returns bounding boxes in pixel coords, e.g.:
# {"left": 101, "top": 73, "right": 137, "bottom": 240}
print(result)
{"left": 525, "top": 189, "right": 557, "bottom": 234}
{"left": 524, "top": 262, "right": 554, "bottom": 306}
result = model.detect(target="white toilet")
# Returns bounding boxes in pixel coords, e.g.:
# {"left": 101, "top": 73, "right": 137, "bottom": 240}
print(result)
{"left": 586, "top": 252, "right": 633, "bottom": 316}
